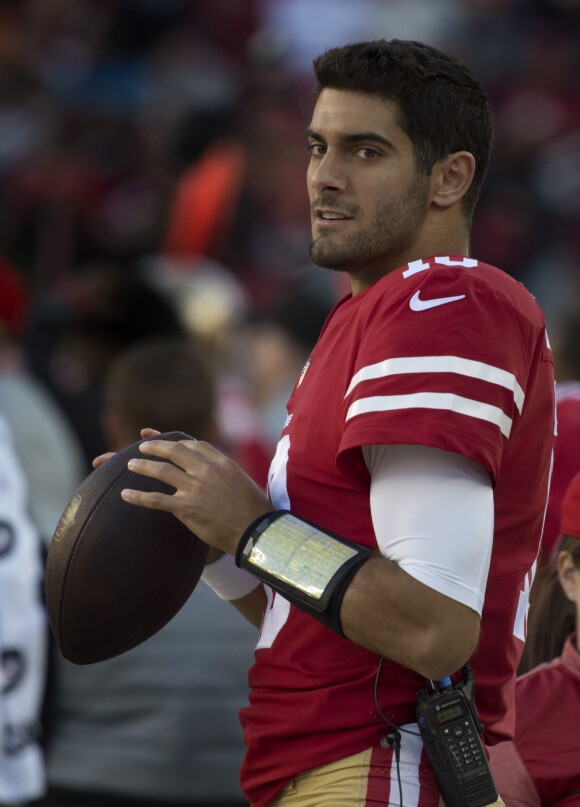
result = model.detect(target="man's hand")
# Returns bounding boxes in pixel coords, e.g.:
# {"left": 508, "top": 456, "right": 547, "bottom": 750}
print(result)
{"left": 120, "top": 438, "right": 272, "bottom": 556}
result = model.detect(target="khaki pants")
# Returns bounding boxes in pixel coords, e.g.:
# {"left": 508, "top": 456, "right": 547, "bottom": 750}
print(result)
{"left": 270, "top": 739, "right": 505, "bottom": 807}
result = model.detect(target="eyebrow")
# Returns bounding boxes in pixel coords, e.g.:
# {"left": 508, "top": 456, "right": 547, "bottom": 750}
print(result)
{"left": 305, "top": 128, "right": 396, "bottom": 150}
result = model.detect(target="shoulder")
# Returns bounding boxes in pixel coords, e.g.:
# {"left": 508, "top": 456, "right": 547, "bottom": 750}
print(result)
{"left": 404, "top": 256, "right": 539, "bottom": 310}
{"left": 516, "top": 655, "right": 571, "bottom": 704}
{"left": 356, "top": 255, "right": 547, "bottom": 358}
{"left": 357, "top": 255, "right": 542, "bottom": 327}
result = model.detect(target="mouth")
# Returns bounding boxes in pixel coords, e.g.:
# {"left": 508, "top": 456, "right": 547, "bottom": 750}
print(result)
{"left": 314, "top": 208, "right": 353, "bottom": 225}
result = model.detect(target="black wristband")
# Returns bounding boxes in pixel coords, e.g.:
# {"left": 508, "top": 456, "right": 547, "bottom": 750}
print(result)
{"left": 236, "top": 510, "right": 371, "bottom": 635}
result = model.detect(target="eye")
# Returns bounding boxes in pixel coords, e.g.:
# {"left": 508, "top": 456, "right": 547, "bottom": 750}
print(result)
{"left": 307, "top": 142, "right": 326, "bottom": 157}
{"left": 356, "top": 147, "right": 380, "bottom": 160}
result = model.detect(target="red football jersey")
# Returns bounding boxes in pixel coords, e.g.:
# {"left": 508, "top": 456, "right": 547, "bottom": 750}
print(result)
{"left": 239, "top": 255, "right": 555, "bottom": 807}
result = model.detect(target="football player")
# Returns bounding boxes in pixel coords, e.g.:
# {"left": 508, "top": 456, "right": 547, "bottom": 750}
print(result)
{"left": 115, "top": 40, "right": 555, "bottom": 807}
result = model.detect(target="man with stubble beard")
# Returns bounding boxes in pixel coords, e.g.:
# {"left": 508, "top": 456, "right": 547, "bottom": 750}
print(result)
{"left": 105, "top": 40, "right": 555, "bottom": 806}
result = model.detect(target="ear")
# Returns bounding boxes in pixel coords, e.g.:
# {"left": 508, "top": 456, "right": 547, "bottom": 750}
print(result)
{"left": 431, "top": 151, "right": 476, "bottom": 210}
{"left": 557, "top": 550, "right": 579, "bottom": 603}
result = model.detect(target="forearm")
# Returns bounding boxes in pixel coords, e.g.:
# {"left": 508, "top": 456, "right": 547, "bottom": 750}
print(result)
{"left": 340, "top": 554, "right": 480, "bottom": 680}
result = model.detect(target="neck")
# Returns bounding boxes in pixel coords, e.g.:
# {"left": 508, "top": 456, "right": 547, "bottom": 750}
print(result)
{"left": 347, "top": 208, "right": 471, "bottom": 295}
{"left": 349, "top": 241, "right": 470, "bottom": 295}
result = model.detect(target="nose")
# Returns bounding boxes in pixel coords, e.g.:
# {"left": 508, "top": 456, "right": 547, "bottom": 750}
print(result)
{"left": 308, "top": 151, "right": 347, "bottom": 196}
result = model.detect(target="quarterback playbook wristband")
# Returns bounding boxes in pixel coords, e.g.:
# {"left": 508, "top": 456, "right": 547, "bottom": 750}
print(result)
{"left": 236, "top": 510, "right": 372, "bottom": 635}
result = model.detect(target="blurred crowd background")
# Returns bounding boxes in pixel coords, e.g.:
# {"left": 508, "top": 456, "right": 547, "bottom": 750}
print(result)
{"left": 1, "top": 0, "right": 580, "bottom": 472}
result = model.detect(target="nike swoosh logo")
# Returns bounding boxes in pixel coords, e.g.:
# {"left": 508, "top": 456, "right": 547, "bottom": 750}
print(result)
{"left": 409, "top": 290, "right": 466, "bottom": 311}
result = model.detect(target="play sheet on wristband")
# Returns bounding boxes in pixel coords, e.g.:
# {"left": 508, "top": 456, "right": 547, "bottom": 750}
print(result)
{"left": 247, "top": 514, "right": 358, "bottom": 599}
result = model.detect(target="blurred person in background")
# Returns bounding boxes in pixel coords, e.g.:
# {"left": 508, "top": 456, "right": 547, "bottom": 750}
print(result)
{"left": 142, "top": 255, "right": 276, "bottom": 489}
{"left": 0, "top": 257, "right": 85, "bottom": 548}
{"left": 0, "top": 412, "right": 47, "bottom": 805}
{"left": 228, "top": 289, "right": 331, "bottom": 450}
{"left": 0, "top": 255, "right": 84, "bottom": 805}
{"left": 23, "top": 262, "right": 186, "bottom": 468}
{"left": 39, "top": 336, "right": 255, "bottom": 807}
{"left": 542, "top": 310, "right": 580, "bottom": 564}
{"left": 490, "top": 470, "right": 580, "bottom": 806}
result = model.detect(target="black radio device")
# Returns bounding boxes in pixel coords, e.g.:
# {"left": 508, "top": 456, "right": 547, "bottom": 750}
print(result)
{"left": 415, "top": 665, "right": 498, "bottom": 807}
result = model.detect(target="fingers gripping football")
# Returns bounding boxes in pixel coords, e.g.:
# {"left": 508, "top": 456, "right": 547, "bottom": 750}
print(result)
{"left": 122, "top": 439, "right": 271, "bottom": 555}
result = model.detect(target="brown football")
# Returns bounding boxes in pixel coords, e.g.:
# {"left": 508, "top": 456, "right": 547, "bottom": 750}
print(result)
{"left": 45, "top": 431, "right": 208, "bottom": 664}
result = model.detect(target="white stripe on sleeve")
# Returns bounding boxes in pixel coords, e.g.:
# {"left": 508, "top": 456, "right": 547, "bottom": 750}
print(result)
{"left": 348, "top": 392, "right": 513, "bottom": 437}
{"left": 345, "top": 355, "right": 525, "bottom": 413}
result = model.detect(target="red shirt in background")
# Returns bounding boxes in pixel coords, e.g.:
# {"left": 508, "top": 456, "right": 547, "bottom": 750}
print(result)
{"left": 543, "top": 383, "right": 580, "bottom": 562}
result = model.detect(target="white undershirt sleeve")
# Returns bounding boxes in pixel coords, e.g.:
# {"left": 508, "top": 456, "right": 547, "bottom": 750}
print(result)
{"left": 362, "top": 443, "right": 494, "bottom": 615}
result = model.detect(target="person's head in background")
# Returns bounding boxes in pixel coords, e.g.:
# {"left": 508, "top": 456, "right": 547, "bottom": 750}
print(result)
{"left": 519, "top": 470, "right": 580, "bottom": 673}
{"left": 102, "top": 336, "right": 219, "bottom": 451}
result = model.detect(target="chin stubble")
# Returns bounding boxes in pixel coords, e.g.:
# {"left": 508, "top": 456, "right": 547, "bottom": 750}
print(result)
{"left": 310, "top": 178, "right": 430, "bottom": 273}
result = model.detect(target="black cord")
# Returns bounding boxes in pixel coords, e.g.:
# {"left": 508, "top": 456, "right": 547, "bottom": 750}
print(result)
{"left": 374, "top": 657, "right": 420, "bottom": 807}
{"left": 385, "top": 729, "right": 403, "bottom": 807}
{"left": 374, "top": 656, "right": 423, "bottom": 739}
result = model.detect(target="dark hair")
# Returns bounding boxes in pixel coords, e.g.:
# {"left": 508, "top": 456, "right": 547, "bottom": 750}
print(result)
{"left": 313, "top": 40, "right": 493, "bottom": 222}
{"left": 105, "top": 336, "right": 216, "bottom": 441}
{"left": 518, "top": 535, "right": 580, "bottom": 674}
